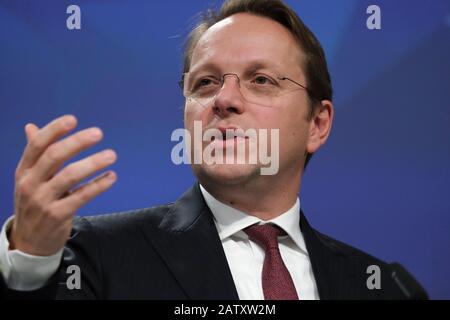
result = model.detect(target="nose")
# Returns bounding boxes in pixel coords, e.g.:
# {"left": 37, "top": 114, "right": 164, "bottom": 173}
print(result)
{"left": 212, "top": 73, "right": 245, "bottom": 117}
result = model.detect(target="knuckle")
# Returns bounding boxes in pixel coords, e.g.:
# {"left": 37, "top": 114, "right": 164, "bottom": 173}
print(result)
{"left": 62, "top": 165, "right": 79, "bottom": 186}
{"left": 71, "top": 129, "right": 92, "bottom": 150}
{"left": 77, "top": 182, "right": 99, "bottom": 203}
{"left": 74, "top": 130, "right": 87, "bottom": 144}
{"left": 45, "top": 145, "right": 61, "bottom": 163}
{"left": 92, "top": 153, "right": 105, "bottom": 167}
{"left": 17, "top": 178, "right": 33, "bottom": 196}
{"left": 29, "top": 137, "right": 45, "bottom": 152}
{"left": 45, "top": 205, "right": 64, "bottom": 223}
{"left": 77, "top": 188, "right": 92, "bottom": 203}
{"left": 29, "top": 192, "right": 45, "bottom": 209}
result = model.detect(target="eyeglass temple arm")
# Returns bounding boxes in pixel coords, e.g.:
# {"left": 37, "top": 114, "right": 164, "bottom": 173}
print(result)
{"left": 278, "top": 76, "right": 319, "bottom": 101}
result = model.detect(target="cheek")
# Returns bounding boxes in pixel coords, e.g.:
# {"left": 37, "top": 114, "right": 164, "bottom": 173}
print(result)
{"left": 184, "top": 104, "right": 210, "bottom": 131}
{"left": 254, "top": 105, "right": 306, "bottom": 132}
{"left": 248, "top": 106, "right": 306, "bottom": 146}
{"left": 248, "top": 107, "right": 280, "bottom": 130}
{"left": 270, "top": 102, "right": 310, "bottom": 154}
{"left": 184, "top": 104, "right": 194, "bottom": 131}
{"left": 249, "top": 109, "right": 303, "bottom": 159}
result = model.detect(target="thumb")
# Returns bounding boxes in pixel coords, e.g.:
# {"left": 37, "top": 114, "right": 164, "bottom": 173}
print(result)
{"left": 24, "top": 123, "right": 39, "bottom": 143}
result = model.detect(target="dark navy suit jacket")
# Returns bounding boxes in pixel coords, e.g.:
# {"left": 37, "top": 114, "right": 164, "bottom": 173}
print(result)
{"left": 1, "top": 184, "right": 422, "bottom": 299}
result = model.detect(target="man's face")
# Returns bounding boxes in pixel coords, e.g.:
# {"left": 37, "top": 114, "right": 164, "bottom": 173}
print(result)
{"left": 184, "top": 13, "right": 314, "bottom": 186}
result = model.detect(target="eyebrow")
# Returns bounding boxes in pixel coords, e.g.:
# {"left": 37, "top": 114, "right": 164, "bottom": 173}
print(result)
{"left": 187, "top": 59, "right": 285, "bottom": 77}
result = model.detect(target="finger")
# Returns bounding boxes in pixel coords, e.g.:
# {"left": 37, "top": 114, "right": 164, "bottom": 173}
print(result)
{"left": 18, "top": 115, "right": 77, "bottom": 172}
{"left": 31, "top": 126, "right": 104, "bottom": 182}
{"left": 46, "top": 149, "right": 117, "bottom": 199}
{"left": 24, "top": 123, "right": 39, "bottom": 142}
{"left": 55, "top": 171, "right": 117, "bottom": 215}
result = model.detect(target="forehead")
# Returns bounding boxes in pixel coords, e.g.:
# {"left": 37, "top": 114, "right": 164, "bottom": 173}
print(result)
{"left": 190, "top": 13, "right": 304, "bottom": 76}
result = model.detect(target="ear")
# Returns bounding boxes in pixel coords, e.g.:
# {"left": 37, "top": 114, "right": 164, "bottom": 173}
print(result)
{"left": 305, "top": 100, "right": 334, "bottom": 154}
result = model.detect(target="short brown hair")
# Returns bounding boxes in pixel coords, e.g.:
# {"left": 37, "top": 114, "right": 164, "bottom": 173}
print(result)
{"left": 181, "top": 0, "right": 333, "bottom": 169}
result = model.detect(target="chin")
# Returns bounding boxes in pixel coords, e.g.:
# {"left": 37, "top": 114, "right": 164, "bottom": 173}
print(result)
{"left": 192, "top": 162, "right": 261, "bottom": 187}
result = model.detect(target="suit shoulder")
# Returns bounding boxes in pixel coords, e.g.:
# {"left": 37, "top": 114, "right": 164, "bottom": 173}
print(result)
{"left": 73, "top": 203, "right": 174, "bottom": 235}
{"left": 314, "top": 229, "right": 390, "bottom": 267}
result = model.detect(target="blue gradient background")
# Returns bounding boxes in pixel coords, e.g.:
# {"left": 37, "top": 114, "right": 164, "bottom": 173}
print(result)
{"left": 1, "top": 0, "right": 449, "bottom": 299}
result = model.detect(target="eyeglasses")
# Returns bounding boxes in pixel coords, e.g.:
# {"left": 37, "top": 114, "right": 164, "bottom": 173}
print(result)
{"left": 179, "top": 72, "right": 317, "bottom": 108}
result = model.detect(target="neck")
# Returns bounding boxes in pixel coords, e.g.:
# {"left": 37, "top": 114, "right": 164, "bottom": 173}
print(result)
{"left": 199, "top": 170, "right": 303, "bottom": 221}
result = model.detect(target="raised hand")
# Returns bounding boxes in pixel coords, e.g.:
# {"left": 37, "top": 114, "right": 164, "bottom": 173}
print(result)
{"left": 9, "top": 115, "right": 117, "bottom": 256}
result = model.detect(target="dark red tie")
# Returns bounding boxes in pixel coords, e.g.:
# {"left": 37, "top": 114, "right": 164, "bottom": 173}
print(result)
{"left": 244, "top": 224, "right": 299, "bottom": 300}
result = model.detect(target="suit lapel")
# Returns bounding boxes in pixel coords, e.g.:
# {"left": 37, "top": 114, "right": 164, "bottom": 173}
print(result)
{"left": 139, "top": 185, "right": 358, "bottom": 300}
{"left": 139, "top": 184, "right": 239, "bottom": 299}
{"left": 300, "top": 210, "right": 358, "bottom": 299}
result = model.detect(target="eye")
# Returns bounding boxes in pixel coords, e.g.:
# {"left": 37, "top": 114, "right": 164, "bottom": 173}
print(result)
{"left": 198, "top": 78, "right": 213, "bottom": 87}
{"left": 253, "top": 75, "right": 275, "bottom": 85}
{"left": 195, "top": 77, "right": 219, "bottom": 89}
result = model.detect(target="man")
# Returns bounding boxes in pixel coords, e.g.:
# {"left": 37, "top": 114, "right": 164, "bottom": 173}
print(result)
{"left": 0, "top": 0, "right": 426, "bottom": 299}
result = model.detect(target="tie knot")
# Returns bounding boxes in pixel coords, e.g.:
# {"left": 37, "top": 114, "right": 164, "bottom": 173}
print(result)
{"left": 244, "top": 224, "right": 285, "bottom": 250}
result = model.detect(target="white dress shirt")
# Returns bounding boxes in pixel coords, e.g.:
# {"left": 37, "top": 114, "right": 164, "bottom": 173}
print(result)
{"left": 200, "top": 185, "right": 319, "bottom": 300}
{"left": 0, "top": 216, "right": 63, "bottom": 291}
{"left": 0, "top": 186, "right": 319, "bottom": 299}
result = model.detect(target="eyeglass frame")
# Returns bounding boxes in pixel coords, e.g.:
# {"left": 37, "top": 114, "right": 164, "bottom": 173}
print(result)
{"left": 178, "top": 72, "right": 320, "bottom": 104}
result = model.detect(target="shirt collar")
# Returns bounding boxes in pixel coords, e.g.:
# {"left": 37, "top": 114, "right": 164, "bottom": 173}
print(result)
{"left": 199, "top": 184, "right": 308, "bottom": 254}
